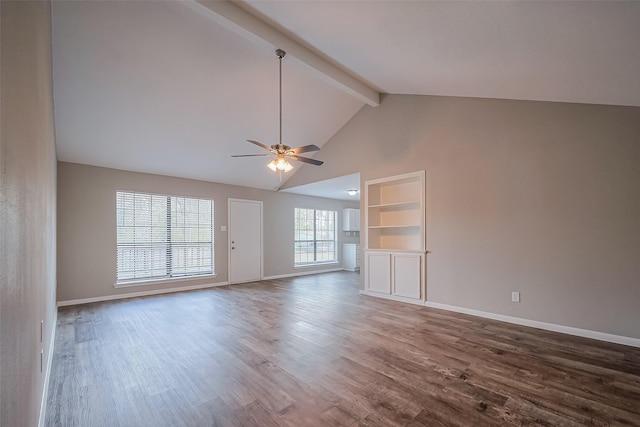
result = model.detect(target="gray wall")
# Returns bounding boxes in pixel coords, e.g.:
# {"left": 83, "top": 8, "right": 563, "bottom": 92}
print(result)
{"left": 0, "top": 2, "right": 58, "bottom": 426}
{"left": 57, "top": 162, "right": 358, "bottom": 302}
{"left": 283, "top": 94, "right": 640, "bottom": 340}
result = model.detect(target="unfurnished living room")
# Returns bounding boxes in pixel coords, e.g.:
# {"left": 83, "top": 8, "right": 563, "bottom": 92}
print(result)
{"left": 2, "top": 1, "right": 640, "bottom": 426}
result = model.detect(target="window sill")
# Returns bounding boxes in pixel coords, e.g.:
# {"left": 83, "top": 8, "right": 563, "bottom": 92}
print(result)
{"left": 294, "top": 261, "right": 339, "bottom": 270}
{"left": 115, "top": 273, "right": 216, "bottom": 288}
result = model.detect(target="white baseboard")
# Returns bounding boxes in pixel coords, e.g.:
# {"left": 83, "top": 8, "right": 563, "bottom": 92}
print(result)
{"left": 57, "top": 281, "right": 228, "bottom": 307}
{"left": 58, "top": 270, "right": 346, "bottom": 306}
{"left": 38, "top": 309, "right": 57, "bottom": 427}
{"left": 425, "top": 301, "right": 640, "bottom": 348}
{"left": 263, "top": 268, "right": 344, "bottom": 280}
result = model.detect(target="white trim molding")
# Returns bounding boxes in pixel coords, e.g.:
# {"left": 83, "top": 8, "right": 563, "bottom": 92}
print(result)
{"left": 57, "top": 282, "right": 228, "bottom": 307}
{"left": 38, "top": 310, "right": 57, "bottom": 427}
{"left": 294, "top": 261, "right": 339, "bottom": 270}
{"left": 263, "top": 268, "right": 344, "bottom": 281}
{"left": 425, "top": 301, "right": 640, "bottom": 348}
{"left": 360, "top": 290, "right": 424, "bottom": 306}
{"left": 114, "top": 273, "right": 217, "bottom": 288}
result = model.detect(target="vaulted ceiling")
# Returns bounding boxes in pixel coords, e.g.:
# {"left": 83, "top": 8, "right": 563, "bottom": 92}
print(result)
{"left": 52, "top": 1, "right": 640, "bottom": 192}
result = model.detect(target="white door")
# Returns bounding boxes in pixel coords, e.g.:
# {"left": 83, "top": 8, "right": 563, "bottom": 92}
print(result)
{"left": 393, "top": 254, "right": 422, "bottom": 299}
{"left": 228, "top": 199, "right": 262, "bottom": 284}
{"left": 365, "top": 252, "right": 391, "bottom": 294}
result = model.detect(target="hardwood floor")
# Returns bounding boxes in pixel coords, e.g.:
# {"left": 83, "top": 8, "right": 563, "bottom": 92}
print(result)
{"left": 46, "top": 271, "right": 640, "bottom": 426}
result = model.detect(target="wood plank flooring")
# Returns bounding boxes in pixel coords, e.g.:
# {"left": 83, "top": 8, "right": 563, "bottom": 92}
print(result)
{"left": 46, "top": 271, "right": 640, "bottom": 426}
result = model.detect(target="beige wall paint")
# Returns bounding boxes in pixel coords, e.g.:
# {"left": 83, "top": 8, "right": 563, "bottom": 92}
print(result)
{"left": 283, "top": 94, "right": 640, "bottom": 340}
{"left": 0, "top": 2, "right": 58, "bottom": 426}
{"left": 56, "top": 162, "right": 358, "bottom": 302}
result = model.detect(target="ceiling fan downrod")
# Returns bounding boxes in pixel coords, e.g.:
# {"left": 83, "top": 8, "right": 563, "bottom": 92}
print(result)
{"left": 276, "top": 49, "right": 286, "bottom": 148}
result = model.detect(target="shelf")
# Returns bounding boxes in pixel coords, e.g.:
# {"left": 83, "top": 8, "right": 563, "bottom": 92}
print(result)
{"left": 365, "top": 248, "right": 426, "bottom": 254}
{"left": 367, "top": 201, "right": 421, "bottom": 228}
{"left": 368, "top": 201, "right": 419, "bottom": 209}
{"left": 367, "top": 224, "right": 422, "bottom": 251}
{"left": 368, "top": 225, "right": 420, "bottom": 229}
{"left": 367, "top": 174, "right": 422, "bottom": 207}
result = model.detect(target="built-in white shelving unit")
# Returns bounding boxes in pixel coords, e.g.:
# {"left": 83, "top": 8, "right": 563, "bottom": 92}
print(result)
{"left": 362, "top": 171, "right": 426, "bottom": 304}
{"left": 365, "top": 171, "right": 425, "bottom": 252}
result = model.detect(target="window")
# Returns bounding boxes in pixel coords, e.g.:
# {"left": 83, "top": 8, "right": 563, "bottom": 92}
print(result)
{"left": 294, "top": 208, "right": 337, "bottom": 266}
{"left": 116, "top": 191, "right": 214, "bottom": 284}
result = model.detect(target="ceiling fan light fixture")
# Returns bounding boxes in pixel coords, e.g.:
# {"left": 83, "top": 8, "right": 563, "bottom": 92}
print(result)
{"left": 280, "top": 159, "right": 294, "bottom": 172}
{"left": 268, "top": 156, "right": 293, "bottom": 172}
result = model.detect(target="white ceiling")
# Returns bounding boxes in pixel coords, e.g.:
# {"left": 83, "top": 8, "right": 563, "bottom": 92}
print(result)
{"left": 243, "top": 0, "right": 640, "bottom": 107}
{"left": 52, "top": 1, "right": 640, "bottom": 197}
{"left": 281, "top": 173, "right": 360, "bottom": 201}
{"left": 52, "top": 1, "right": 363, "bottom": 191}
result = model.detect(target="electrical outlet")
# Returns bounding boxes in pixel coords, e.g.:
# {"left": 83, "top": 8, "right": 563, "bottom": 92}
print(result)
{"left": 512, "top": 292, "right": 521, "bottom": 303}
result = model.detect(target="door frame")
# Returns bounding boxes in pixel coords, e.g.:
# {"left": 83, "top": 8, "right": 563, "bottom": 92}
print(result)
{"left": 227, "top": 198, "right": 264, "bottom": 284}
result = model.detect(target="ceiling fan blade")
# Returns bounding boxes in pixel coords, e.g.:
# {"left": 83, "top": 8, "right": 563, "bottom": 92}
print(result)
{"left": 246, "top": 139, "right": 273, "bottom": 152}
{"left": 289, "top": 155, "right": 324, "bottom": 166}
{"left": 231, "top": 154, "right": 271, "bottom": 157}
{"left": 290, "top": 144, "right": 320, "bottom": 154}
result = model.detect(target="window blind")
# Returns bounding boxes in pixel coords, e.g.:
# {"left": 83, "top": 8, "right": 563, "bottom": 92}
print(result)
{"left": 294, "top": 208, "right": 337, "bottom": 266}
{"left": 116, "top": 191, "right": 214, "bottom": 283}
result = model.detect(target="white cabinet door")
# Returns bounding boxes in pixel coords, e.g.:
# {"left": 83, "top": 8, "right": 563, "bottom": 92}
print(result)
{"left": 343, "top": 244, "right": 357, "bottom": 271}
{"left": 343, "top": 208, "right": 360, "bottom": 232}
{"left": 393, "top": 254, "right": 422, "bottom": 299}
{"left": 365, "top": 252, "right": 391, "bottom": 294}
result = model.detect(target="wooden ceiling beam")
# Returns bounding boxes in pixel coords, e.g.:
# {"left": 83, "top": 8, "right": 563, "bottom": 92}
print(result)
{"left": 184, "top": 0, "right": 380, "bottom": 107}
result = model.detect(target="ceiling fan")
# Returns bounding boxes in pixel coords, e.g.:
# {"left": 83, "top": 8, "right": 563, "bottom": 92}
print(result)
{"left": 232, "top": 49, "right": 323, "bottom": 173}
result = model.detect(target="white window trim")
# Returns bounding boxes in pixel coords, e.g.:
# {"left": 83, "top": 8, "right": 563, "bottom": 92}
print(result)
{"left": 294, "top": 261, "right": 339, "bottom": 270}
{"left": 114, "top": 273, "right": 217, "bottom": 288}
